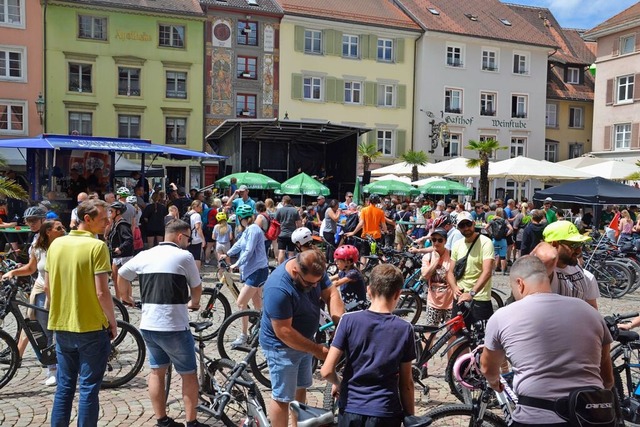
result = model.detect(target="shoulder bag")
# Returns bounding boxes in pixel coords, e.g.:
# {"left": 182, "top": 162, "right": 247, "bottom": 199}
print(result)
{"left": 453, "top": 234, "right": 480, "bottom": 281}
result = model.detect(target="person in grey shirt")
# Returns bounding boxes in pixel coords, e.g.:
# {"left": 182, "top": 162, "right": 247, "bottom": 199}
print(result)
{"left": 275, "top": 195, "right": 301, "bottom": 264}
{"left": 481, "top": 256, "right": 613, "bottom": 426}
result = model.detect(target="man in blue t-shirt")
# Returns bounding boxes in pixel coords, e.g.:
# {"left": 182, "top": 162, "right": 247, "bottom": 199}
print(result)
{"left": 260, "top": 249, "right": 344, "bottom": 427}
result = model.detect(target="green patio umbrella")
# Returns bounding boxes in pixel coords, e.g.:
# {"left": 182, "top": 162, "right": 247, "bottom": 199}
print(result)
{"left": 363, "top": 180, "right": 420, "bottom": 197}
{"left": 353, "top": 176, "right": 362, "bottom": 205}
{"left": 215, "top": 171, "right": 281, "bottom": 190}
{"left": 274, "top": 172, "right": 330, "bottom": 196}
{"left": 418, "top": 179, "right": 473, "bottom": 195}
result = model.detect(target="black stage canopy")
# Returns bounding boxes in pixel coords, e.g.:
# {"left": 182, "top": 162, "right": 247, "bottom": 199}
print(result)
{"left": 534, "top": 176, "right": 640, "bottom": 205}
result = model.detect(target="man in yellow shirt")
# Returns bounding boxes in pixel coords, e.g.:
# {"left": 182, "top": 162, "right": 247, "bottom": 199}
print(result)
{"left": 45, "top": 199, "right": 116, "bottom": 427}
{"left": 346, "top": 194, "right": 387, "bottom": 256}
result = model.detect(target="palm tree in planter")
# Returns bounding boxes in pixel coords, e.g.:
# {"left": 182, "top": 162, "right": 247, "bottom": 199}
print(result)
{"left": 0, "top": 157, "right": 28, "bottom": 201}
{"left": 358, "top": 141, "right": 381, "bottom": 177}
{"left": 401, "top": 150, "right": 429, "bottom": 183}
{"left": 465, "top": 138, "right": 506, "bottom": 204}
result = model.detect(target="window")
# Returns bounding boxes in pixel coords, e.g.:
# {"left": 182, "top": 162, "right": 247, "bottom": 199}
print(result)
{"left": 0, "top": 101, "right": 24, "bottom": 133}
{"left": 444, "top": 133, "right": 460, "bottom": 157}
{"left": 569, "top": 107, "right": 583, "bottom": 128}
{"left": 236, "top": 94, "right": 257, "bottom": 117}
{"left": 118, "top": 115, "right": 140, "bottom": 138}
{"left": 78, "top": 15, "right": 107, "bottom": 40}
{"left": 237, "top": 56, "right": 257, "bottom": 79}
{"left": 510, "top": 137, "right": 526, "bottom": 157}
{"left": 303, "top": 76, "right": 322, "bottom": 100}
{"left": 377, "top": 130, "right": 393, "bottom": 156}
{"left": 377, "top": 38, "right": 393, "bottom": 62}
{"left": 166, "top": 71, "right": 187, "bottom": 99}
{"left": 480, "top": 92, "right": 496, "bottom": 116}
{"left": 621, "top": 34, "right": 636, "bottom": 55}
{"left": 511, "top": 94, "right": 528, "bottom": 118}
{"left": 304, "top": 30, "right": 322, "bottom": 54}
{"left": 237, "top": 21, "right": 257, "bottom": 46}
{"left": 445, "top": 88, "right": 462, "bottom": 113}
{"left": 567, "top": 67, "right": 580, "bottom": 84}
{"left": 481, "top": 49, "right": 498, "bottom": 71}
{"left": 513, "top": 52, "right": 528, "bottom": 74}
{"left": 546, "top": 103, "right": 557, "bottom": 127}
{"left": 118, "top": 67, "right": 140, "bottom": 96}
{"left": 159, "top": 24, "right": 185, "bottom": 48}
{"left": 165, "top": 117, "right": 186, "bottom": 144}
{"left": 342, "top": 34, "right": 359, "bottom": 58}
{"left": 0, "top": 46, "right": 23, "bottom": 81}
{"left": 0, "top": 0, "right": 22, "bottom": 26}
{"left": 69, "top": 112, "right": 92, "bottom": 136}
{"left": 617, "top": 75, "right": 634, "bottom": 103}
{"left": 378, "top": 84, "right": 394, "bottom": 107}
{"left": 615, "top": 123, "right": 632, "bottom": 149}
{"left": 68, "top": 63, "right": 92, "bottom": 93}
{"left": 569, "top": 143, "right": 584, "bottom": 159}
{"left": 344, "top": 81, "right": 361, "bottom": 104}
{"left": 545, "top": 143, "right": 558, "bottom": 162}
{"left": 480, "top": 135, "right": 497, "bottom": 159}
{"left": 446, "top": 45, "right": 463, "bottom": 67}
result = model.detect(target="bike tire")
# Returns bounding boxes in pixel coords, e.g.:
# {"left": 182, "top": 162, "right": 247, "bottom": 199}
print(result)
{"left": 591, "top": 261, "right": 633, "bottom": 299}
{"left": 426, "top": 404, "right": 507, "bottom": 426}
{"left": 0, "top": 328, "right": 19, "bottom": 389}
{"left": 112, "top": 297, "right": 130, "bottom": 346}
{"left": 248, "top": 334, "right": 271, "bottom": 389}
{"left": 0, "top": 309, "right": 21, "bottom": 343}
{"left": 101, "top": 320, "right": 146, "bottom": 389}
{"left": 491, "top": 290, "right": 504, "bottom": 312}
{"left": 395, "top": 289, "right": 423, "bottom": 324}
{"left": 445, "top": 342, "right": 473, "bottom": 403}
{"left": 190, "top": 287, "right": 232, "bottom": 341}
{"left": 164, "top": 364, "right": 173, "bottom": 407}
{"left": 217, "top": 309, "right": 261, "bottom": 362}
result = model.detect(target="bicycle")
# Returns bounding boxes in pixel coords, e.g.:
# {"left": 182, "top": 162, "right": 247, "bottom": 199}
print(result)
{"left": 0, "top": 277, "right": 145, "bottom": 389}
{"left": 188, "top": 281, "right": 232, "bottom": 341}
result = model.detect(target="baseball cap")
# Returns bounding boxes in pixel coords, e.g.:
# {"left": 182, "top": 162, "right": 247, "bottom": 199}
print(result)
{"left": 456, "top": 211, "right": 474, "bottom": 225}
{"left": 238, "top": 185, "right": 248, "bottom": 191}
{"left": 430, "top": 228, "right": 448, "bottom": 238}
{"left": 345, "top": 192, "right": 353, "bottom": 197}
{"left": 544, "top": 197, "right": 553, "bottom": 203}
{"left": 543, "top": 221, "right": 591, "bottom": 243}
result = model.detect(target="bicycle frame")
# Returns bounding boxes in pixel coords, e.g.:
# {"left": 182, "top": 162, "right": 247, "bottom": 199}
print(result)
{"left": 414, "top": 313, "right": 468, "bottom": 379}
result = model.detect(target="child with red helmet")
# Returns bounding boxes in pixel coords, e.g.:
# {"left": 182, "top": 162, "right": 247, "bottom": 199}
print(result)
{"left": 331, "top": 244, "right": 367, "bottom": 305}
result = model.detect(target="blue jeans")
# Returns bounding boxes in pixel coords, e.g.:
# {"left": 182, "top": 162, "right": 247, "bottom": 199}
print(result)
{"left": 51, "top": 329, "right": 111, "bottom": 427}
{"left": 33, "top": 292, "right": 55, "bottom": 369}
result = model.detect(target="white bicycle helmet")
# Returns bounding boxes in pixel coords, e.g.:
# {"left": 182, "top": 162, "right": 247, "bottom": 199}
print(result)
{"left": 126, "top": 195, "right": 137, "bottom": 205}
{"left": 116, "top": 186, "right": 131, "bottom": 197}
{"left": 453, "top": 345, "right": 485, "bottom": 391}
{"left": 292, "top": 227, "right": 313, "bottom": 246}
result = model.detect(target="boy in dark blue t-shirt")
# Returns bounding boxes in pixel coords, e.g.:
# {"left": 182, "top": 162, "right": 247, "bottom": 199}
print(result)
{"left": 330, "top": 244, "right": 366, "bottom": 305}
{"left": 321, "top": 264, "right": 416, "bottom": 427}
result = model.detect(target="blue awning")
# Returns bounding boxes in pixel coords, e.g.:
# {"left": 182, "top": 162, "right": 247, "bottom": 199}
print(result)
{"left": 0, "top": 134, "right": 225, "bottom": 159}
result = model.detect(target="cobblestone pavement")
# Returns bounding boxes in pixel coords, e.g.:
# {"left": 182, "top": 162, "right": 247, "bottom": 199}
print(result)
{"left": 1, "top": 265, "right": 638, "bottom": 426}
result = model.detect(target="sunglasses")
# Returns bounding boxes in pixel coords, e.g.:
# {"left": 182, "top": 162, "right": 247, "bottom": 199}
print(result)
{"left": 431, "top": 237, "right": 445, "bottom": 243}
{"left": 54, "top": 226, "right": 65, "bottom": 231}
{"left": 561, "top": 241, "right": 584, "bottom": 250}
{"left": 181, "top": 233, "right": 193, "bottom": 244}
{"left": 458, "top": 222, "right": 474, "bottom": 229}
{"left": 296, "top": 270, "right": 319, "bottom": 287}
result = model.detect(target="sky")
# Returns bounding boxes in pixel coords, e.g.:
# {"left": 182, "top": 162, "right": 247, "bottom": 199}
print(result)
{"left": 506, "top": 0, "right": 638, "bottom": 29}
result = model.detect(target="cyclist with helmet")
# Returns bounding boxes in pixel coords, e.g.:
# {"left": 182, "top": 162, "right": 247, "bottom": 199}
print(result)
{"left": 222, "top": 204, "right": 269, "bottom": 346}
{"left": 213, "top": 211, "right": 233, "bottom": 262}
{"left": 330, "top": 245, "right": 366, "bottom": 305}
{"left": 116, "top": 187, "right": 136, "bottom": 225}
{"left": 126, "top": 195, "right": 144, "bottom": 253}
{"left": 291, "top": 227, "right": 315, "bottom": 252}
{"left": 107, "top": 201, "right": 134, "bottom": 297}
{"left": 23, "top": 206, "right": 47, "bottom": 246}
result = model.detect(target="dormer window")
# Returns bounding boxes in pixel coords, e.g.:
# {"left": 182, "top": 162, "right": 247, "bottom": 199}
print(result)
{"left": 428, "top": 8, "right": 439, "bottom": 15}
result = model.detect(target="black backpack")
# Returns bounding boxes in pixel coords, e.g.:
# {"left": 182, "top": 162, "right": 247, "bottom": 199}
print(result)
{"left": 181, "top": 211, "right": 196, "bottom": 237}
{"left": 491, "top": 218, "right": 508, "bottom": 240}
{"left": 343, "top": 213, "right": 361, "bottom": 236}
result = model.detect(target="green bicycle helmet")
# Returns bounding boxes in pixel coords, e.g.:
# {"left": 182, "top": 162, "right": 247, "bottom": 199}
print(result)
{"left": 236, "top": 204, "right": 254, "bottom": 219}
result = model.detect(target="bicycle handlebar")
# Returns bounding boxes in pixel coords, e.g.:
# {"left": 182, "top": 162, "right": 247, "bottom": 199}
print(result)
{"left": 213, "top": 346, "right": 259, "bottom": 419}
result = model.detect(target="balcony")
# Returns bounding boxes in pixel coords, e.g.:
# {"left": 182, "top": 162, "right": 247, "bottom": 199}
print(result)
{"left": 481, "top": 109, "right": 496, "bottom": 116}
{"left": 512, "top": 112, "right": 527, "bottom": 119}
{"left": 445, "top": 107, "right": 461, "bottom": 114}
{"left": 447, "top": 59, "right": 463, "bottom": 67}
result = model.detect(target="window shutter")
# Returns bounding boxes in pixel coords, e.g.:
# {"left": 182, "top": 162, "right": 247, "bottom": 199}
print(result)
{"left": 368, "top": 129, "right": 377, "bottom": 145}
{"left": 369, "top": 35, "right": 378, "bottom": 60}
{"left": 395, "top": 38, "right": 405, "bottom": 63}
{"left": 635, "top": 74, "right": 640, "bottom": 101}
{"left": 395, "top": 130, "right": 406, "bottom": 157}
{"left": 613, "top": 37, "right": 620, "bottom": 57}
{"left": 579, "top": 69, "right": 584, "bottom": 85}
{"left": 360, "top": 35, "right": 369, "bottom": 59}
{"left": 633, "top": 123, "right": 640, "bottom": 149}
{"left": 604, "top": 125, "right": 612, "bottom": 150}
{"left": 294, "top": 26, "right": 305, "bottom": 52}
{"left": 291, "top": 74, "right": 303, "bottom": 100}
{"left": 396, "top": 84, "right": 406, "bottom": 108}
{"left": 323, "top": 30, "right": 335, "bottom": 55}
{"left": 364, "top": 81, "right": 377, "bottom": 106}
{"left": 335, "top": 79, "right": 344, "bottom": 103}
{"left": 325, "top": 77, "right": 336, "bottom": 102}
{"left": 606, "top": 79, "right": 614, "bottom": 105}
{"left": 563, "top": 66, "right": 568, "bottom": 83}
{"left": 334, "top": 31, "right": 343, "bottom": 57}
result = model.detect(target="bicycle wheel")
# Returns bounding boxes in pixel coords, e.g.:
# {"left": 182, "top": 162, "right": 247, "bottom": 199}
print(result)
{"left": 0, "top": 310, "right": 21, "bottom": 343}
{"left": 326, "top": 263, "right": 338, "bottom": 276}
{"left": 426, "top": 404, "right": 507, "bottom": 426}
{"left": 491, "top": 290, "right": 505, "bottom": 312}
{"left": 394, "top": 289, "right": 422, "bottom": 324}
{"left": 164, "top": 364, "right": 173, "bottom": 406}
{"left": 591, "top": 261, "right": 633, "bottom": 299}
{"left": 445, "top": 342, "right": 473, "bottom": 403}
{"left": 189, "top": 287, "right": 231, "bottom": 341}
{"left": 611, "top": 343, "right": 640, "bottom": 402}
{"left": 112, "top": 297, "right": 130, "bottom": 346}
{"left": 248, "top": 336, "right": 271, "bottom": 388}
{"left": 0, "top": 328, "right": 19, "bottom": 389}
{"left": 205, "top": 358, "right": 266, "bottom": 427}
{"left": 101, "top": 320, "right": 146, "bottom": 389}
{"left": 217, "top": 309, "right": 261, "bottom": 362}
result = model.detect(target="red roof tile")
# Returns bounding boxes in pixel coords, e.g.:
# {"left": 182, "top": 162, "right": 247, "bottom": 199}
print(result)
{"left": 585, "top": 2, "right": 640, "bottom": 37}
{"left": 547, "top": 64, "right": 594, "bottom": 101}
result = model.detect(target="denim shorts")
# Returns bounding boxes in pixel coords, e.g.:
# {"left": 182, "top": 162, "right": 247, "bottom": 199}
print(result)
{"left": 244, "top": 267, "right": 269, "bottom": 288}
{"left": 141, "top": 329, "right": 197, "bottom": 374}
{"left": 263, "top": 346, "right": 313, "bottom": 402}
{"left": 493, "top": 238, "right": 507, "bottom": 259}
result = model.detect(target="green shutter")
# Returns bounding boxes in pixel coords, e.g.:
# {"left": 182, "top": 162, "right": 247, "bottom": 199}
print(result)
{"left": 364, "top": 81, "right": 377, "bottom": 106}
{"left": 334, "top": 31, "right": 343, "bottom": 57}
{"left": 325, "top": 77, "right": 336, "bottom": 102}
{"left": 291, "top": 74, "right": 303, "bottom": 100}
{"left": 323, "top": 30, "right": 334, "bottom": 55}
{"left": 368, "top": 128, "right": 377, "bottom": 145}
{"left": 360, "top": 35, "right": 369, "bottom": 59}
{"left": 294, "top": 26, "right": 305, "bottom": 52}
{"left": 397, "top": 84, "right": 406, "bottom": 108}
{"left": 395, "top": 38, "right": 405, "bottom": 63}
{"left": 336, "top": 78, "right": 344, "bottom": 103}
{"left": 395, "top": 130, "right": 406, "bottom": 157}
{"left": 369, "top": 35, "right": 378, "bottom": 60}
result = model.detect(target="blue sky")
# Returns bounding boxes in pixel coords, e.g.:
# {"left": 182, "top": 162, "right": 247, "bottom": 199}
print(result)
{"left": 506, "top": 0, "right": 637, "bottom": 29}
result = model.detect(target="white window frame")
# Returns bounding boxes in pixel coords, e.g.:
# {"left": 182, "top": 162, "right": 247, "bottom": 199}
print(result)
{"left": 344, "top": 81, "right": 362, "bottom": 104}
{"left": 513, "top": 51, "right": 529, "bottom": 75}
{"left": 165, "top": 117, "right": 187, "bottom": 145}
{"left": 377, "top": 129, "right": 394, "bottom": 157}
{"left": 166, "top": 71, "right": 187, "bottom": 99}
{"left": 303, "top": 76, "right": 322, "bottom": 101}
{"left": 479, "top": 135, "right": 497, "bottom": 159}
{"left": 78, "top": 15, "right": 107, "bottom": 40}
{"left": 511, "top": 94, "right": 528, "bottom": 118}
{"left": 118, "top": 114, "right": 141, "bottom": 138}
{"left": 444, "top": 132, "right": 461, "bottom": 157}
{"left": 569, "top": 106, "right": 584, "bottom": 128}
{"left": 621, "top": 34, "right": 636, "bottom": 55}
{"left": 445, "top": 88, "right": 463, "bottom": 114}
{"left": 378, "top": 84, "right": 395, "bottom": 107}
{"left": 544, "top": 143, "right": 558, "bottom": 163}
{"left": 446, "top": 44, "right": 464, "bottom": 67}
{"left": 118, "top": 67, "right": 140, "bottom": 96}
{"left": 0, "top": 99, "right": 26, "bottom": 135}
{"left": 304, "top": 29, "right": 322, "bottom": 54}
{"left": 68, "top": 111, "right": 93, "bottom": 136}
{"left": 480, "top": 91, "right": 496, "bottom": 116}
{"left": 377, "top": 38, "right": 393, "bottom": 62}
{"left": 615, "top": 123, "right": 632, "bottom": 150}
{"left": 510, "top": 137, "right": 527, "bottom": 157}
{"left": 0, "top": 0, "right": 24, "bottom": 28}
{"left": 567, "top": 67, "right": 580, "bottom": 84}
{"left": 617, "top": 75, "right": 634, "bottom": 104}
{"left": 0, "top": 45, "right": 25, "bottom": 82}
{"left": 342, "top": 34, "right": 359, "bottom": 58}
{"left": 159, "top": 24, "right": 185, "bottom": 48}
{"left": 569, "top": 142, "right": 584, "bottom": 159}
{"left": 546, "top": 103, "right": 558, "bottom": 127}
{"left": 506, "top": 180, "right": 527, "bottom": 201}
{"left": 481, "top": 48, "right": 498, "bottom": 72}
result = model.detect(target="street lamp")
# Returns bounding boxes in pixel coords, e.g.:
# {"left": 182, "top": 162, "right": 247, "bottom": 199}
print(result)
{"left": 422, "top": 110, "right": 449, "bottom": 154}
{"left": 35, "top": 93, "right": 45, "bottom": 124}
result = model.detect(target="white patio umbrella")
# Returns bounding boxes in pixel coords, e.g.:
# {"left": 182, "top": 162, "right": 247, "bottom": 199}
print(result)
{"left": 489, "top": 156, "right": 594, "bottom": 182}
{"left": 411, "top": 176, "right": 446, "bottom": 186}
{"left": 371, "top": 174, "right": 412, "bottom": 184}
{"left": 556, "top": 156, "right": 607, "bottom": 169}
{"left": 370, "top": 162, "right": 430, "bottom": 176}
{"left": 426, "top": 157, "right": 475, "bottom": 176}
{"left": 577, "top": 160, "right": 639, "bottom": 181}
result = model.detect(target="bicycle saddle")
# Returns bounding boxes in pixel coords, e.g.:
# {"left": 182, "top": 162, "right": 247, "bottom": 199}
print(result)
{"left": 189, "top": 321, "right": 213, "bottom": 333}
{"left": 618, "top": 330, "right": 640, "bottom": 344}
{"left": 363, "top": 255, "right": 379, "bottom": 260}
{"left": 289, "top": 401, "right": 335, "bottom": 427}
{"left": 403, "top": 415, "right": 433, "bottom": 427}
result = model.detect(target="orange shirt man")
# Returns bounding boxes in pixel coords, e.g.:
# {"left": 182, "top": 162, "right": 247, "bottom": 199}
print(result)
{"left": 346, "top": 195, "right": 387, "bottom": 240}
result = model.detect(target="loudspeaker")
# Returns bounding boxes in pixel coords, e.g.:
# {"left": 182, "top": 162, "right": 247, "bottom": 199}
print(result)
{"left": 362, "top": 171, "right": 371, "bottom": 185}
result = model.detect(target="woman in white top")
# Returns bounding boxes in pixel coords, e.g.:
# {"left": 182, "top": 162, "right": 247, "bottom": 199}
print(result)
{"left": 185, "top": 200, "right": 206, "bottom": 270}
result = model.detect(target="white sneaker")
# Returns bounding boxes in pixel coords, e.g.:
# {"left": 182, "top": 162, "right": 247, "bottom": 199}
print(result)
{"left": 231, "top": 334, "right": 247, "bottom": 347}
{"left": 45, "top": 375, "right": 57, "bottom": 386}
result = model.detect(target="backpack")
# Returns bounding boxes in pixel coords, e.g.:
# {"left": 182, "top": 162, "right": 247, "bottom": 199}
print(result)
{"left": 205, "top": 207, "right": 218, "bottom": 229}
{"left": 264, "top": 214, "right": 281, "bottom": 241}
{"left": 490, "top": 218, "right": 508, "bottom": 240}
{"left": 181, "top": 211, "right": 196, "bottom": 237}
{"left": 343, "top": 213, "right": 361, "bottom": 235}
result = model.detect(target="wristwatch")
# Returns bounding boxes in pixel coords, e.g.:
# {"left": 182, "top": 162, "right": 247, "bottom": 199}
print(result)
{"left": 469, "top": 290, "right": 477, "bottom": 297}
